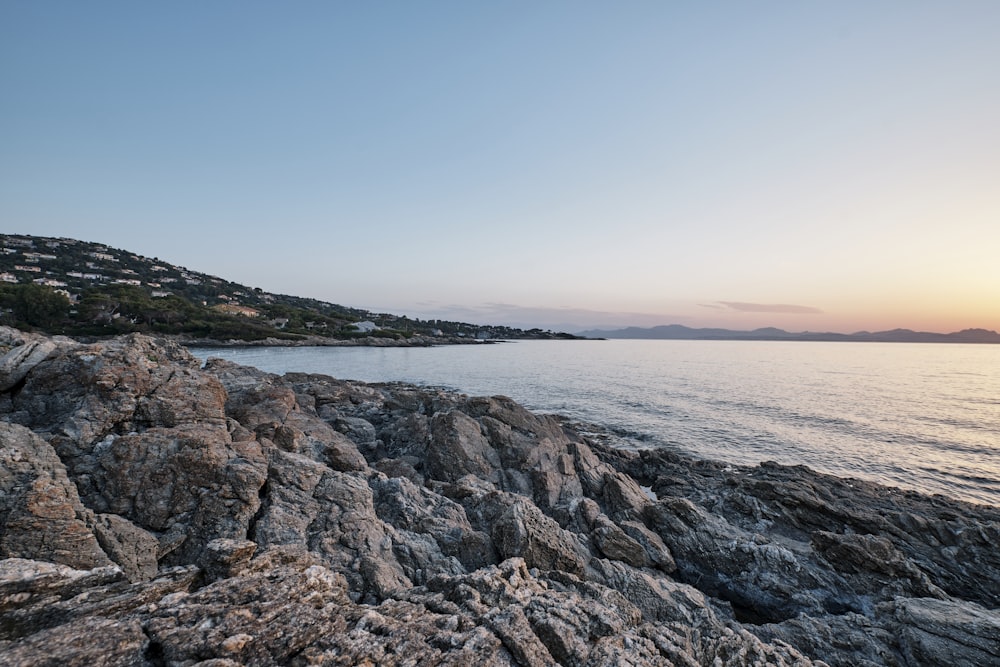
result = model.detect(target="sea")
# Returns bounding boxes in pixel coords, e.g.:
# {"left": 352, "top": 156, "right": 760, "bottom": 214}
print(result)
{"left": 188, "top": 339, "right": 1000, "bottom": 508}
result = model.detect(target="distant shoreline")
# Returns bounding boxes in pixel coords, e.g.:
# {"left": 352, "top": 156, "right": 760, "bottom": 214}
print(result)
{"left": 577, "top": 324, "right": 1000, "bottom": 344}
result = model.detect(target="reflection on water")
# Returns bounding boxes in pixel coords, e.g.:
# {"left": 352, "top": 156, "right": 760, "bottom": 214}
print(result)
{"left": 190, "top": 340, "right": 1000, "bottom": 507}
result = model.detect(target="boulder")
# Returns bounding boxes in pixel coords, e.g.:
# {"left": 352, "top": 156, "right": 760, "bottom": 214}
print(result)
{"left": 0, "top": 339, "right": 57, "bottom": 392}
{"left": 2, "top": 328, "right": 998, "bottom": 667}
{"left": 0, "top": 423, "right": 111, "bottom": 570}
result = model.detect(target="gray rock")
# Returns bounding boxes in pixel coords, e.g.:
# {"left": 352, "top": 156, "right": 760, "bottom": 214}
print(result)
{"left": 894, "top": 597, "right": 1000, "bottom": 667}
{"left": 489, "top": 496, "right": 589, "bottom": 575}
{"left": 0, "top": 423, "right": 111, "bottom": 570}
{"left": 427, "top": 409, "right": 502, "bottom": 484}
{"left": 91, "top": 513, "right": 159, "bottom": 582}
{"left": 2, "top": 328, "right": 998, "bottom": 667}
{"left": 201, "top": 538, "right": 257, "bottom": 581}
{"left": 0, "top": 339, "right": 57, "bottom": 392}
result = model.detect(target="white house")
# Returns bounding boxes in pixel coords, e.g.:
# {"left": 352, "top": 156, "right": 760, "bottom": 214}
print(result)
{"left": 353, "top": 321, "right": 379, "bottom": 333}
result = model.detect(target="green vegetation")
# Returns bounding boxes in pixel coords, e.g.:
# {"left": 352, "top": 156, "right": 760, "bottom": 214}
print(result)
{"left": 0, "top": 234, "right": 584, "bottom": 343}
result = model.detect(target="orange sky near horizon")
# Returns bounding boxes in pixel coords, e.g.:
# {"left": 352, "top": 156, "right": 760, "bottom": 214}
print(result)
{"left": 3, "top": 3, "right": 999, "bottom": 333}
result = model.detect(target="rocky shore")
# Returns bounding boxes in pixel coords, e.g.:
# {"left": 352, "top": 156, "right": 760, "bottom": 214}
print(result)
{"left": 0, "top": 326, "right": 997, "bottom": 666}
{"left": 171, "top": 333, "right": 497, "bottom": 348}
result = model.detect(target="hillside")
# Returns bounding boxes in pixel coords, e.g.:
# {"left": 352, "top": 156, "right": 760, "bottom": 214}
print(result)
{"left": 0, "top": 234, "right": 581, "bottom": 343}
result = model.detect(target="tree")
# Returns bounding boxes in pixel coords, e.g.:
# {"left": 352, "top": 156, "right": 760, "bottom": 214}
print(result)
{"left": 11, "top": 284, "right": 70, "bottom": 328}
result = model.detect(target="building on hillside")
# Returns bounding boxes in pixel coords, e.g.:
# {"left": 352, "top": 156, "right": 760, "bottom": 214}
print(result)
{"left": 33, "top": 278, "right": 68, "bottom": 287}
{"left": 353, "top": 321, "right": 378, "bottom": 333}
{"left": 212, "top": 304, "right": 261, "bottom": 318}
{"left": 0, "top": 272, "right": 18, "bottom": 283}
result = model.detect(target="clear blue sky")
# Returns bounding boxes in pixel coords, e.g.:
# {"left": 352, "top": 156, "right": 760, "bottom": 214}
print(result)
{"left": 3, "top": 1, "right": 999, "bottom": 332}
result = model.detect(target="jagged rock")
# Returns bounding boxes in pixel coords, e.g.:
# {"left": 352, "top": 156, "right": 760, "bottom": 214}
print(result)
{"left": 486, "top": 495, "right": 588, "bottom": 575}
{"left": 0, "top": 616, "right": 149, "bottom": 667}
{"left": 202, "top": 538, "right": 257, "bottom": 581}
{"left": 333, "top": 415, "right": 379, "bottom": 451}
{"left": 893, "top": 597, "right": 1000, "bottom": 667}
{"left": 0, "top": 557, "right": 196, "bottom": 641}
{"left": 91, "top": 513, "right": 159, "bottom": 582}
{"left": 427, "top": 409, "right": 502, "bottom": 484}
{"left": 143, "top": 564, "right": 350, "bottom": 665}
{"left": 0, "top": 423, "right": 111, "bottom": 570}
{"left": 591, "top": 513, "right": 650, "bottom": 567}
{"left": 370, "top": 475, "right": 496, "bottom": 572}
{"left": 811, "top": 530, "right": 947, "bottom": 599}
{"left": 2, "top": 328, "right": 998, "bottom": 666}
{"left": 0, "top": 339, "right": 57, "bottom": 392}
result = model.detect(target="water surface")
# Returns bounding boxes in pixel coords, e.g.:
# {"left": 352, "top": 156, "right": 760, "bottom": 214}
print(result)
{"left": 190, "top": 340, "right": 1000, "bottom": 507}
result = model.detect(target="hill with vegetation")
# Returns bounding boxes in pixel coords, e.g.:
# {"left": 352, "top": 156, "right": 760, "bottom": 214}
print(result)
{"left": 0, "top": 234, "right": 580, "bottom": 343}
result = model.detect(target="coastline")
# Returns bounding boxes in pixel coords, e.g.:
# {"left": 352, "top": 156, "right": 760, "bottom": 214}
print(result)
{"left": 169, "top": 333, "right": 499, "bottom": 348}
{"left": 1, "top": 326, "right": 997, "bottom": 665}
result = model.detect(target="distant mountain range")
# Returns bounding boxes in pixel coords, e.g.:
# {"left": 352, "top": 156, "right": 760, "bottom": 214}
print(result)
{"left": 578, "top": 324, "right": 1000, "bottom": 344}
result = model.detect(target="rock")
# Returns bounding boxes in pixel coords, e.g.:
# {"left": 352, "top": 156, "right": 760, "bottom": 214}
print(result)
{"left": 488, "top": 496, "right": 588, "bottom": 575}
{"left": 0, "top": 339, "right": 57, "bottom": 392}
{"left": 0, "top": 616, "right": 148, "bottom": 667}
{"left": 0, "top": 557, "right": 196, "bottom": 641}
{"left": 645, "top": 495, "right": 851, "bottom": 623}
{"left": 894, "top": 597, "right": 1000, "bottom": 667}
{"left": 202, "top": 538, "right": 257, "bottom": 581}
{"left": 370, "top": 475, "right": 496, "bottom": 572}
{"left": 2, "top": 328, "right": 998, "bottom": 666}
{"left": 591, "top": 514, "right": 650, "bottom": 567}
{"left": 334, "top": 415, "right": 379, "bottom": 451}
{"left": 811, "top": 530, "right": 947, "bottom": 599}
{"left": 142, "top": 563, "right": 350, "bottom": 666}
{"left": 426, "top": 409, "right": 502, "bottom": 484}
{"left": 91, "top": 513, "right": 159, "bottom": 582}
{"left": 0, "top": 423, "right": 111, "bottom": 570}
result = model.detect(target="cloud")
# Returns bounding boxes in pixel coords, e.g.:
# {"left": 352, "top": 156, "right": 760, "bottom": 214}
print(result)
{"left": 380, "top": 301, "right": 689, "bottom": 332}
{"left": 715, "top": 301, "right": 823, "bottom": 314}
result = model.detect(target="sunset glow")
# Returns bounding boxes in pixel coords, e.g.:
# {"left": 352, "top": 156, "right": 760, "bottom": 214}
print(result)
{"left": 2, "top": 2, "right": 998, "bottom": 333}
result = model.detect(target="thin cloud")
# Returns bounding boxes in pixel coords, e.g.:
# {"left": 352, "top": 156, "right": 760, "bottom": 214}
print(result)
{"left": 717, "top": 301, "right": 823, "bottom": 314}
{"left": 382, "top": 302, "right": 688, "bottom": 331}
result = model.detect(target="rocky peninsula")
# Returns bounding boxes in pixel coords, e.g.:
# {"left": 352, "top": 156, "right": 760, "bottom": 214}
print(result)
{"left": 0, "top": 326, "right": 997, "bottom": 666}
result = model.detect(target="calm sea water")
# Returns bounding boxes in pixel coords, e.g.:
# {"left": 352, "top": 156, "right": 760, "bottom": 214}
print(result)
{"left": 189, "top": 340, "right": 1000, "bottom": 507}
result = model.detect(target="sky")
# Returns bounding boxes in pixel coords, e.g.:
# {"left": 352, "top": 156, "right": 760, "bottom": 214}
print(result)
{"left": 2, "top": 1, "right": 999, "bottom": 333}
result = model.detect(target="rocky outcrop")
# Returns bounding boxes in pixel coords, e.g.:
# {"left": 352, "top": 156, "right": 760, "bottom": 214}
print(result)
{"left": 1, "top": 326, "right": 998, "bottom": 666}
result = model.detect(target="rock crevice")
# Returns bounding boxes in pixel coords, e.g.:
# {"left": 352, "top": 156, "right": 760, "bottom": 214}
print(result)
{"left": 1, "top": 328, "right": 998, "bottom": 666}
